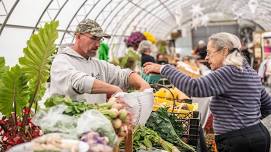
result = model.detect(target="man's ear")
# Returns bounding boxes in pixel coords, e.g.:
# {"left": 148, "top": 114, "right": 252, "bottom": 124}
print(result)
{"left": 75, "top": 33, "right": 80, "bottom": 39}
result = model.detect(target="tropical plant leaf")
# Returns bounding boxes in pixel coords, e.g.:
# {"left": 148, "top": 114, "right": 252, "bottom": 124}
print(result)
{"left": 19, "top": 21, "right": 59, "bottom": 106}
{"left": 0, "top": 65, "right": 29, "bottom": 116}
{"left": 0, "top": 57, "right": 9, "bottom": 79}
{"left": 0, "top": 57, "right": 10, "bottom": 95}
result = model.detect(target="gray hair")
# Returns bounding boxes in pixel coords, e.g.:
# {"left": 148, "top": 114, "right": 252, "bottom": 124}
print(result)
{"left": 209, "top": 32, "right": 244, "bottom": 69}
{"left": 138, "top": 40, "right": 153, "bottom": 54}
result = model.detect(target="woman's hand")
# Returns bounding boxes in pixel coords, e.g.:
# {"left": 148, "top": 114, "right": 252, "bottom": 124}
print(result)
{"left": 143, "top": 62, "right": 162, "bottom": 74}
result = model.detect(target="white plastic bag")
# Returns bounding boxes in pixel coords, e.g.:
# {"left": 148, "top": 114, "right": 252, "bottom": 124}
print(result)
{"left": 115, "top": 89, "right": 154, "bottom": 125}
{"left": 76, "top": 110, "right": 117, "bottom": 145}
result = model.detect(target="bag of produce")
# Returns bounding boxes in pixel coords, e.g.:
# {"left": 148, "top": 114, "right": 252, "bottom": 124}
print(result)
{"left": 32, "top": 105, "right": 77, "bottom": 135}
{"left": 7, "top": 133, "right": 89, "bottom": 152}
{"left": 76, "top": 110, "right": 117, "bottom": 145}
{"left": 80, "top": 131, "right": 113, "bottom": 152}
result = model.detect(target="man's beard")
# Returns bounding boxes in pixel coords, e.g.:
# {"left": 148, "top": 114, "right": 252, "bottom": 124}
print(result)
{"left": 88, "top": 51, "right": 97, "bottom": 57}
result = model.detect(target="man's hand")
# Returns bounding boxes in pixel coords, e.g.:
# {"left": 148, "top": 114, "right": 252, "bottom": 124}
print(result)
{"left": 92, "top": 79, "right": 123, "bottom": 98}
{"left": 107, "top": 85, "right": 123, "bottom": 99}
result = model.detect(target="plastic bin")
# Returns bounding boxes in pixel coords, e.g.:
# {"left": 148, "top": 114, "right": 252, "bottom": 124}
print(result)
{"left": 176, "top": 111, "right": 200, "bottom": 147}
{"left": 140, "top": 73, "right": 161, "bottom": 84}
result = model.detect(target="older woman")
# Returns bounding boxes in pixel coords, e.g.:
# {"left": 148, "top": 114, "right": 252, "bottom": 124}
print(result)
{"left": 144, "top": 32, "right": 271, "bottom": 152}
{"left": 138, "top": 40, "right": 155, "bottom": 66}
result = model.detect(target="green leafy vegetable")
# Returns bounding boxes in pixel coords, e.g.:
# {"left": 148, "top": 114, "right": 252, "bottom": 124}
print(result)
{"left": 146, "top": 107, "right": 195, "bottom": 152}
{"left": 133, "top": 126, "right": 180, "bottom": 152}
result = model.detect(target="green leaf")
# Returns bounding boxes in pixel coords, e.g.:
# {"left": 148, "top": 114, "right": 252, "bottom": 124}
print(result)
{"left": 0, "top": 57, "right": 9, "bottom": 74}
{"left": 119, "top": 56, "right": 128, "bottom": 68}
{"left": 0, "top": 65, "right": 29, "bottom": 116}
{"left": 19, "top": 21, "right": 59, "bottom": 107}
{"left": 0, "top": 57, "right": 9, "bottom": 83}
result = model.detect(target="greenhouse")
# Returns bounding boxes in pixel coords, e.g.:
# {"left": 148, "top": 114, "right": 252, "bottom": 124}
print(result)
{"left": 0, "top": 0, "right": 271, "bottom": 152}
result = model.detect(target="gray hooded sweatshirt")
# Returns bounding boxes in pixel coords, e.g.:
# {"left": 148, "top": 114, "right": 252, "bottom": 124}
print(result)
{"left": 49, "top": 46, "right": 132, "bottom": 103}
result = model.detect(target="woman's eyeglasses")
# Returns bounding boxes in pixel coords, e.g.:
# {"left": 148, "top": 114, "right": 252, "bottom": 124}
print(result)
{"left": 206, "top": 50, "right": 219, "bottom": 57}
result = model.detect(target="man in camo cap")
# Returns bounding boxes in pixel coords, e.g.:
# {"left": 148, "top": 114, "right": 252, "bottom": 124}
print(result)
{"left": 49, "top": 19, "right": 150, "bottom": 103}
{"left": 72, "top": 19, "right": 111, "bottom": 58}
{"left": 75, "top": 19, "right": 111, "bottom": 39}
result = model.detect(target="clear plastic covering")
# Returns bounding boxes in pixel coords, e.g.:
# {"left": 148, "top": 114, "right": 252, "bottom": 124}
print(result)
{"left": 76, "top": 110, "right": 117, "bottom": 145}
{"left": 32, "top": 106, "right": 117, "bottom": 145}
{"left": 32, "top": 105, "right": 78, "bottom": 135}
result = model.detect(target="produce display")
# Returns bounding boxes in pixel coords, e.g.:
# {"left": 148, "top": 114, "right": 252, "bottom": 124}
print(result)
{"left": 0, "top": 20, "right": 200, "bottom": 152}
{"left": 44, "top": 96, "right": 131, "bottom": 138}
{"left": 153, "top": 87, "right": 198, "bottom": 118}
{"left": 146, "top": 107, "right": 196, "bottom": 152}
{"left": 7, "top": 133, "right": 89, "bottom": 152}
{"left": 80, "top": 131, "right": 112, "bottom": 152}
{"left": 133, "top": 126, "right": 180, "bottom": 152}
{"left": 31, "top": 134, "right": 85, "bottom": 152}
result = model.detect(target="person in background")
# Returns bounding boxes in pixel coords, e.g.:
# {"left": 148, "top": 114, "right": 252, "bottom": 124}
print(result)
{"left": 258, "top": 55, "right": 271, "bottom": 86}
{"left": 49, "top": 19, "right": 150, "bottom": 103}
{"left": 194, "top": 40, "right": 207, "bottom": 60}
{"left": 138, "top": 40, "right": 155, "bottom": 66}
{"left": 175, "top": 53, "right": 181, "bottom": 63}
{"left": 156, "top": 53, "right": 168, "bottom": 65}
{"left": 240, "top": 41, "right": 252, "bottom": 66}
{"left": 144, "top": 32, "right": 271, "bottom": 152}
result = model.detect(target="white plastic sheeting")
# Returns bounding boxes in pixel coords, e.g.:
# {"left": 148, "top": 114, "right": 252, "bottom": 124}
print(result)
{"left": 0, "top": 0, "right": 271, "bottom": 66}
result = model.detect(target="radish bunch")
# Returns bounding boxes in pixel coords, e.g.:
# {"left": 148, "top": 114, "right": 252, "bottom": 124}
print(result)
{"left": 98, "top": 97, "right": 131, "bottom": 138}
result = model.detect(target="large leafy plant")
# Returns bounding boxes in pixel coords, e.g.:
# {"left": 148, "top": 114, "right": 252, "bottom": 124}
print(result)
{"left": 111, "top": 49, "right": 140, "bottom": 70}
{"left": 0, "top": 20, "right": 59, "bottom": 150}
{"left": 0, "top": 57, "right": 9, "bottom": 79}
{"left": 19, "top": 20, "right": 58, "bottom": 112}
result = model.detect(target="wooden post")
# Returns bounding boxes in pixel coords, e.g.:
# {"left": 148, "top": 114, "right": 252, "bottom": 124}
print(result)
{"left": 124, "top": 126, "right": 133, "bottom": 152}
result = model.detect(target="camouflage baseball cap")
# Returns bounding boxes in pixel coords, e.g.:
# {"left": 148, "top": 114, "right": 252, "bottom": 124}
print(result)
{"left": 75, "top": 19, "right": 111, "bottom": 38}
